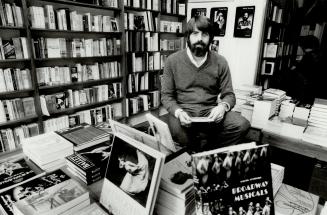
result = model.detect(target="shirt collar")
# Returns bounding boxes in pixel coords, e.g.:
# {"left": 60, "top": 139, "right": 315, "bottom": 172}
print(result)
{"left": 186, "top": 47, "right": 208, "bottom": 68}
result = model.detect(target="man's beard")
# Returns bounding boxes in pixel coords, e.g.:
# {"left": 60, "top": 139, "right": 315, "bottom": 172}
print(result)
{"left": 188, "top": 40, "right": 209, "bottom": 57}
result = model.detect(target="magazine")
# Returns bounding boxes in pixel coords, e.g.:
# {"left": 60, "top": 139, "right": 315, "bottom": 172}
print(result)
{"left": 191, "top": 143, "right": 274, "bottom": 215}
{"left": 100, "top": 132, "right": 165, "bottom": 215}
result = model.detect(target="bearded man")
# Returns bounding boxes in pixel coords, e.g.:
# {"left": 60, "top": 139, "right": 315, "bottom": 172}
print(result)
{"left": 161, "top": 15, "right": 250, "bottom": 151}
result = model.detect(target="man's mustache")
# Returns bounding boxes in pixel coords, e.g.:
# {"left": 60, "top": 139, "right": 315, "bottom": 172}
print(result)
{"left": 194, "top": 41, "right": 206, "bottom": 47}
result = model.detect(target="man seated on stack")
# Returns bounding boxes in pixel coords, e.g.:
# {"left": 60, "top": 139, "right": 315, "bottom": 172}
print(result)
{"left": 161, "top": 15, "right": 250, "bottom": 152}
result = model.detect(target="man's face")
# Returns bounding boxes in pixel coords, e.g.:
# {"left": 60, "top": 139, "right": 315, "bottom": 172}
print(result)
{"left": 188, "top": 26, "right": 210, "bottom": 57}
{"left": 243, "top": 13, "right": 249, "bottom": 20}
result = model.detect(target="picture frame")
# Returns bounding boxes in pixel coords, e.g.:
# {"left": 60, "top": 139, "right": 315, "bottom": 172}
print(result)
{"left": 210, "top": 7, "right": 228, "bottom": 36}
{"left": 100, "top": 132, "right": 165, "bottom": 215}
{"left": 191, "top": 8, "right": 207, "bottom": 18}
{"left": 234, "top": 6, "right": 255, "bottom": 38}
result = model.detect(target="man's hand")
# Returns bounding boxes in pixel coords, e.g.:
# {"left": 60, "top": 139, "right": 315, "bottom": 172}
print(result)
{"left": 208, "top": 104, "right": 226, "bottom": 123}
{"left": 177, "top": 111, "right": 192, "bottom": 127}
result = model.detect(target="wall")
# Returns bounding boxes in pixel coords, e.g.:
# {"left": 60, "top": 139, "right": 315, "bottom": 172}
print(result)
{"left": 187, "top": 0, "right": 268, "bottom": 89}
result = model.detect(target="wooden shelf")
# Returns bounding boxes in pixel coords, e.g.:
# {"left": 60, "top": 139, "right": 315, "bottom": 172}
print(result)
{"left": 34, "top": 55, "right": 122, "bottom": 66}
{"left": 0, "top": 115, "right": 39, "bottom": 129}
{"left": 0, "top": 26, "right": 26, "bottom": 30}
{"left": 128, "top": 70, "right": 161, "bottom": 74}
{"left": 30, "top": 28, "right": 122, "bottom": 38}
{"left": 44, "top": 97, "right": 124, "bottom": 118}
{"left": 124, "top": 6, "right": 159, "bottom": 13}
{"left": 0, "top": 59, "right": 30, "bottom": 67}
{"left": 38, "top": 77, "right": 123, "bottom": 93}
{"left": 127, "top": 88, "right": 159, "bottom": 97}
{"left": 125, "top": 29, "right": 158, "bottom": 33}
{"left": 159, "top": 32, "right": 184, "bottom": 36}
{"left": 39, "top": 0, "right": 121, "bottom": 11}
{"left": 0, "top": 89, "right": 34, "bottom": 99}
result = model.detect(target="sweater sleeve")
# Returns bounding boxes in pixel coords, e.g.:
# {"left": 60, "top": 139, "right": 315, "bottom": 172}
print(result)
{"left": 218, "top": 57, "right": 236, "bottom": 109}
{"left": 160, "top": 57, "right": 181, "bottom": 116}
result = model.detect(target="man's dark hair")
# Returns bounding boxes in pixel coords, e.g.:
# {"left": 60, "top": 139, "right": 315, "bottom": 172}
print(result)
{"left": 185, "top": 15, "right": 214, "bottom": 43}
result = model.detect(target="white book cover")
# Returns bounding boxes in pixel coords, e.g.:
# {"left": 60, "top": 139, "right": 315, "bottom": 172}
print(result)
{"left": 100, "top": 132, "right": 165, "bottom": 215}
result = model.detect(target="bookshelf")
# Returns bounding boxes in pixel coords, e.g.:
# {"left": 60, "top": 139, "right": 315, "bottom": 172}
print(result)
{"left": 257, "top": 0, "right": 293, "bottom": 90}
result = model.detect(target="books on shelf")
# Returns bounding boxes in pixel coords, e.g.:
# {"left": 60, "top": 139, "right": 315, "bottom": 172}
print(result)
{"left": 192, "top": 142, "right": 275, "bottom": 215}
{"left": 13, "top": 178, "right": 90, "bottom": 215}
{"left": 0, "top": 157, "right": 45, "bottom": 193}
{"left": 0, "top": 169, "right": 71, "bottom": 215}
{"left": 127, "top": 91, "right": 160, "bottom": 115}
{"left": 160, "top": 20, "right": 182, "bottom": 33}
{"left": 22, "top": 132, "right": 74, "bottom": 172}
{"left": 274, "top": 183, "right": 319, "bottom": 215}
{"left": 56, "top": 123, "right": 110, "bottom": 152}
{"left": 0, "top": 1, "right": 23, "bottom": 27}
{"left": 0, "top": 97, "right": 36, "bottom": 123}
{"left": 100, "top": 129, "right": 165, "bottom": 215}
{"left": 0, "top": 37, "right": 29, "bottom": 60}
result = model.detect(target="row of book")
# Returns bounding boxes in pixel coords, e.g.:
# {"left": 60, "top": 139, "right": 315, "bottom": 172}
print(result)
{"left": 40, "top": 83, "right": 122, "bottom": 114}
{"left": 32, "top": 37, "right": 121, "bottom": 59}
{"left": 125, "top": 31, "right": 159, "bottom": 52}
{"left": 0, "top": 37, "right": 29, "bottom": 60}
{"left": 0, "top": 97, "right": 36, "bottom": 123}
{"left": 161, "top": 0, "right": 186, "bottom": 15}
{"left": 300, "top": 22, "right": 326, "bottom": 43}
{"left": 267, "top": 3, "right": 283, "bottom": 23}
{"left": 36, "top": 61, "right": 121, "bottom": 86}
{"left": 126, "top": 90, "right": 160, "bottom": 115}
{"left": 160, "top": 38, "right": 184, "bottom": 51}
{"left": 43, "top": 102, "right": 122, "bottom": 133}
{"left": 127, "top": 72, "right": 159, "bottom": 93}
{"left": 124, "top": 0, "right": 159, "bottom": 11}
{"left": 78, "top": 0, "right": 118, "bottom": 7}
{"left": 0, "top": 68, "right": 32, "bottom": 92}
{"left": 124, "top": 11, "right": 158, "bottom": 31}
{"left": 29, "top": 5, "right": 119, "bottom": 32}
{"left": 160, "top": 20, "right": 182, "bottom": 33}
{"left": 0, "top": 1, "right": 23, "bottom": 27}
{"left": 0, "top": 123, "right": 39, "bottom": 153}
{"left": 128, "top": 52, "right": 161, "bottom": 73}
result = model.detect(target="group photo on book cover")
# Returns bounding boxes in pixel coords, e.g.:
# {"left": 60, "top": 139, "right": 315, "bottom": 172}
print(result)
{"left": 192, "top": 144, "right": 274, "bottom": 215}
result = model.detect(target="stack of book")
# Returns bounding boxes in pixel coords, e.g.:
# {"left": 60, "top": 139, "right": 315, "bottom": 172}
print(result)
{"left": 56, "top": 123, "right": 110, "bottom": 152}
{"left": 155, "top": 152, "right": 195, "bottom": 215}
{"left": 66, "top": 140, "right": 112, "bottom": 185}
{"left": 251, "top": 97, "right": 277, "bottom": 129}
{"left": 279, "top": 99, "right": 296, "bottom": 120}
{"left": 271, "top": 163, "right": 284, "bottom": 196}
{"left": 274, "top": 183, "right": 319, "bottom": 215}
{"left": 12, "top": 174, "right": 90, "bottom": 215}
{"left": 263, "top": 88, "right": 286, "bottom": 115}
{"left": 22, "top": 132, "right": 74, "bottom": 172}
{"left": 308, "top": 98, "right": 327, "bottom": 130}
{"left": 233, "top": 85, "right": 262, "bottom": 112}
{"left": 263, "top": 116, "right": 305, "bottom": 139}
{"left": 292, "top": 104, "right": 311, "bottom": 126}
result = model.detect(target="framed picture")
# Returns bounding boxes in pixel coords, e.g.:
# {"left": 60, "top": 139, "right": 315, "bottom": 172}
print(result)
{"left": 211, "top": 39, "right": 220, "bottom": 53}
{"left": 234, "top": 6, "right": 255, "bottom": 38}
{"left": 100, "top": 132, "right": 165, "bottom": 215}
{"left": 191, "top": 8, "right": 207, "bottom": 18}
{"left": 210, "top": 7, "right": 228, "bottom": 36}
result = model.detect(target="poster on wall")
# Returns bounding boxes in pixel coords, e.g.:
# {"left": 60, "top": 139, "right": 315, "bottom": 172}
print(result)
{"left": 234, "top": 6, "right": 255, "bottom": 38}
{"left": 210, "top": 7, "right": 228, "bottom": 36}
{"left": 211, "top": 39, "right": 219, "bottom": 53}
{"left": 191, "top": 8, "right": 207, "bottom": 18}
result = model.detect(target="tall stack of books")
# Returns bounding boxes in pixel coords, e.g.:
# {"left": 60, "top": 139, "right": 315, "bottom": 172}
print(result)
{"left": 271, "top": 163, "right": 284, "bottom": 196}
{"left": 308, "top": 98, "right": 327, "bottom": 129}
{"left": 279, "top": 99, "right": 296, "bottom": 120}
{"left": 263, "top": 88, "right": 286, "bottom": 115}
{"left": 251, "top": 97, "right": 277, "bottom": 129}
{"left": 292, "top": 104, "right": 311, "bottom": 126}
{"left": 274, "top": 183, "right": 319, "bottom": 215}
{"left": 155, "top": 152, "right": 195, "bottom": 215}
{"left": 22, "top": 132, "right": 74, "bottom": 172}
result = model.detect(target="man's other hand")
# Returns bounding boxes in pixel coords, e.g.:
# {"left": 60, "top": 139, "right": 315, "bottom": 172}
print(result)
{"left": 208, "top": 105, "right": 226, "bottom": 123}
{"left": 178, "top": 111, "right": 192, "bottom": 127}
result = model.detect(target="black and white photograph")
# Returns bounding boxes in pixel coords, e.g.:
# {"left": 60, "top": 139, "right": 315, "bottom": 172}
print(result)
{"left": 211, "top": 39, "right": 220, "bottom": 53}
{"left": 105, "top": 136, "right": 156, "bottom": 207}
{"left": 210, "top": 7, "right": 228, "bottom": 36}
{"left": 234, "top": 6, "right": 255, "bottom": 38}
{"left": 191, "top": 8, "right": 207, "bottom": 18}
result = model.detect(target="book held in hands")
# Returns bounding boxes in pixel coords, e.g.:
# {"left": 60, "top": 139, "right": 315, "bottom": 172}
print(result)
{"left": 191, "top": 142, "right": 275, "bottom": 215}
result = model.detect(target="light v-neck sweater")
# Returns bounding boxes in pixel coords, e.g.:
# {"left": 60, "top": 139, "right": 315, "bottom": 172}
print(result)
{"left": 161, "top": 49, "right": 236, "bottom": 116}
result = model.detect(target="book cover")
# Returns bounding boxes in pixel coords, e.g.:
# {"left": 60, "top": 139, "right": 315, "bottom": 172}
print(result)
{"left": 66, "top": 153, "right": 100, "bottom": 175}
{"left": 100, "top": 132, "right": 165, "bottom": 215}
{"left": 274, "top": 184, "right": 319, "bottom": 215}
{"left": 13, "top": 178, "right": 89, "bottom": 215}
{"left": 0, "top": 169, "right": 70, "bottom": 215}
{"left": 0, "top": 158, "right": 41, "bottom": 193}
{"left": 192, "top": 143, "right": 274, "bottom": 215}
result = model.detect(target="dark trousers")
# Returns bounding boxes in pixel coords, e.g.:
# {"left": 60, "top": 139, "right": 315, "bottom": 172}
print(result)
{"left": 168, "top": 111, "right": 250, "bottom": 152}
